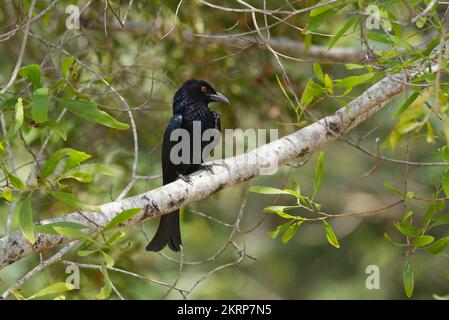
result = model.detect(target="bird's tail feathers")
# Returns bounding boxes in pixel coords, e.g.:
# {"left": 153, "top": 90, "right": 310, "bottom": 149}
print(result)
{"left": 146, "top": 210, "right": 182, "bottom": 252}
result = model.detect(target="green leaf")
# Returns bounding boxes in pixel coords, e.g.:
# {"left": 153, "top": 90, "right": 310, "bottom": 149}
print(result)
{"left": 426, "top": 236, "right": 449, "bottom": 255}
{"left": 2, "top": 189, "right": 13, "bottom": 202}
{"left": 384, "top": 182, "right": 403, "bottom": 195}
{"left": 300, "top": 79, "right": 323, "bottom": 107}
{"left": 421, "top": 204, "right": 436, "bottom": 229}
{"left": 96, "top": 263, "right": 112, "bottom": 300}
{"left": 345, "top": 64, "right": 366, "bottom": 70}
{"left": 77, "top": 250, "right": 98, "bottom": 257}
{"left": 101, "top": 251, "right": 115, "bottom": 267}
{"left": 53, "top": 226, "right": 92, "bottom": 241}
{"left": 365, "top": 31, "right": 393, "bottom": 44}
{"left": 267, "top": 220, "right": 294, "bottom": 239}
{"left": 7, "top": 173, "right": 26, "bottom": 190}
{"left": 290, "top": 180, "right": 301, "bottom": 196}
{"left": 31, "top": 88, "right": 49, "bottom": 122}
{"left": 426, "top": 121, "right": 435, "bottom": 144}
{"left": 313, "top": 151, "right": 324, "bottom": 199}
{"left": 62, "top": 164, "right": 116, "bottom": 183}
{"left": 48, "top": 191, "right": 98, "bottom": 211}
{"left": 41, "top": 148, "right": 91, "bottom": 180}
{"left": 394, "top": 222, "right": 418, "bottom": 236}
{"left": 61, "top": 56, "right": 75, "bottom": 78}
{"left": 397, "top": 121, "right": 421, "bottom": 134}
{"left": 335, "top": 72, "right": 374, "bottom": 93}
{"left": 64, "top": 157, "right": 88, "bottom": 177}
{"left": 384, "top": 233, "right": 407, "bottom": 247}
{"left": 281, "top": 221, "right": 304, "bottom": 243}
{"left": 56, "top": 98, "right": 129, "bottom": 130}
{"left": 328, "top": 16, "right": 358, "bottom": 50}
{"left": 324, "top": 74, "right": 333, "bottom": 94}
{"left": 436, "top": 199, "right": 445, "bottom": 211}
{"left": 61, "top": 172, "right": 93, "bottom": 183}
{"left": 416, "top": 16, "right": 426, "bottom": 28}
{"left": 309, "top": 4, "right": 332, "bottom": 16}
{"left": 106, "top": 230, "right": 126, "bottom": 245}
{"left": 19, "top": 64, "right": 41, "bottom": 89}
{"left": 35, "top": 221, "right": 90, "bottom": 235}
{"left": 305, "top": 3, "right": 344, "bottom": 32}
{"left": 264, "top": 205, "right": 302, "bottom": 219}
{"left": 413, "top": 235, "right": 434, "bottom": 247}
{"left": 323, "top": 220, "right": 340, "bottom": 248}
{"left": 65, "top": 164, "right": 115, "bottom": 177}
{"left": 104, "top": 208, "right": 141, "bottom": 231}
{"left": 16, "top": 193, "right": 35, "bottom": 244}
{"left": 313, "top": 63, "right": 324, "bottom": 82}
{"left": 249, "top": 186, "right": 292, "bottom": 195}
{"left": 282, "top": 188, "right": 301, "bottom": 199}
{"left": 402, "top": 210, "right": 414, "bottom": 225}
{"left": 392, "top": 92, "right": 420, "bottom": 119}
{"left": 25, "top": 282, "right": 74, "bottom": 300}
{"left": 5, "top": 98, "right": 23, "bottom": 140}
{"left": 403, "top": 260, "right": 414, "bottom": 298}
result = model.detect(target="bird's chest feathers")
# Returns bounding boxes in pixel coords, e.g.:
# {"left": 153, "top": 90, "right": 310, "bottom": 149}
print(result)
{"left": 182, "top": 105, "right": 214, "bottom": 130}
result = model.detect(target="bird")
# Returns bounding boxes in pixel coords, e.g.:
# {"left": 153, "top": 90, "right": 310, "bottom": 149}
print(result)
{"left": 146, "top": 79, "right": 230, "bottom": 252}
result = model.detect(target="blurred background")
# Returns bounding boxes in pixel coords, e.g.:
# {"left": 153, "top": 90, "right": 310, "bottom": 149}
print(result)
{"left": 0, "top": 0, "right": 448, "bottom": 299}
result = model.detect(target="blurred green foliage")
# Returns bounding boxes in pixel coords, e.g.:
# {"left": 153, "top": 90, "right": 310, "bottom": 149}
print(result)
{"left": 0, "top": 0, "right": 448, "bottom": 300}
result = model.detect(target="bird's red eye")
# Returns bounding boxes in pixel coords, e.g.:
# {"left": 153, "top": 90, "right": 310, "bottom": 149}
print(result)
{"left": 201, "top": 86, "right": 208, "bottom": 93}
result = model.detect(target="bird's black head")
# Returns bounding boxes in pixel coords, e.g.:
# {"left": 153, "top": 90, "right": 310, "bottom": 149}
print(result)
{"left": 173, "top": 79, "right": 230, "bottom": 113}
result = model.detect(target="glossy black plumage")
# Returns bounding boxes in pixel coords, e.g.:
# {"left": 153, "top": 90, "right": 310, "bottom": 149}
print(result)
{"left": 146, "top": 79, "right": 229, "bottom": 252}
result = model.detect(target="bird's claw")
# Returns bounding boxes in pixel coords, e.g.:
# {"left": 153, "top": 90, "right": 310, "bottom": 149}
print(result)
{"left": 200, "top": 164, "right": 214, "bottom": 174}
{"left": 177, "top": 173, "right": 192, "bottom": 184}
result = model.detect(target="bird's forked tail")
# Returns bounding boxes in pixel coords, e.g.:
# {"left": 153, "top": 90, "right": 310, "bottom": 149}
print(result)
{"left": 145, "top": 210, "right": 181, "bottom": 252}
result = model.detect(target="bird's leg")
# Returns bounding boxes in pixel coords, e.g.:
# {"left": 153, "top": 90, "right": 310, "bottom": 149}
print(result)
{"left": 177, "top": 172, "right": 192, "bottom": 184}
{"left": 198, "top": 164, "right": 214, "bottom": 174}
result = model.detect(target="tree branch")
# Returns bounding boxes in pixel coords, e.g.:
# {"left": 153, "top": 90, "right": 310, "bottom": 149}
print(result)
{"left": 89, "top": 20, "right": 364, "bottom": 63}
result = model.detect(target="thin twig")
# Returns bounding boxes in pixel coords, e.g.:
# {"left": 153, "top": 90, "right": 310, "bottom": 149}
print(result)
{"left": 61, "top": 260, "right": 188, "bottom": 294}
{"left": 1, "top": 241, "right": 79, "bottom": 300}
{"left": 0, "top": 0, "right": 36, "bottom": 95}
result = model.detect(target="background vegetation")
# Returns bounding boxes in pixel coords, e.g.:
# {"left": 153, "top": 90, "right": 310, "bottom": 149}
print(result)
{"left": 0, "top": 0, "right": 448, "bottom": 299}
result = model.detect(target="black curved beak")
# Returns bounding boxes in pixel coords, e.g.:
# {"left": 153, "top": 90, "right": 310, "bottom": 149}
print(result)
{"left": 207, "top": 92, "right": 230, "bottom": 105}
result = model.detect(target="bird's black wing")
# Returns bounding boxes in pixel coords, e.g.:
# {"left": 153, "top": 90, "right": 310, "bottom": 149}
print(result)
{"left": 147, "top": 114, "right": 183, "bottom": 253}
{"left": 213, "top": 110, "right": 221, "bottom": 132}
{"left": 162, "top": 114, "right": 183, "bottom": 184}
{"left": 211, "top": 110, "right": 221, "bottom": 149}
{"left": 200, "top": 110, "right": 222, "bottom": 162}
